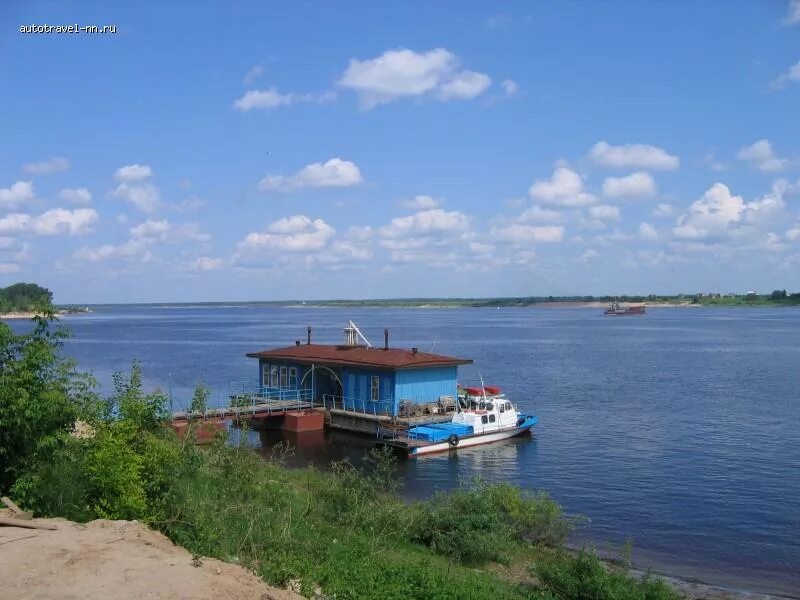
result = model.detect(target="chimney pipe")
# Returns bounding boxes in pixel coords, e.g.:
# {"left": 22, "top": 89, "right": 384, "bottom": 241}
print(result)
{"left": 307, "top": 326, "right": 311, "bottom": 345}
{"left": 384, "top": 328, "right": 389, "bottom": 350}
{"left": 411, "top": 347, "right": 418, "bottom": 354}
{"left": 295, "top": 340, "right": 301, "bottom": 346}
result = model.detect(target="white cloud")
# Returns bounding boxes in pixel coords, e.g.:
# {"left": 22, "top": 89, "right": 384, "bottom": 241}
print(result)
{"left": 580, "top": 249, "right": 599, "bottom": 262}
{"left": 72, "top": 236, "right": 154, "bottom": 263}
{"left": 243, "top": 65, "right": 264, "bottom": 84}
{"left": 787, "top": 225, "right": 800, "bottom": 241}
{"left": 114, "top": 182, "right": 161, "bottom": 213}
{"left": 23, "top": 157, "right": 69, "bottom": 175}
{"left": 399, "top": 195, "right": 440, "bottom": 210}
{"left": 338, "top": 48, "right": 491, "bottom": 109}
{"left": 638, "top": 222, "right": 659, "bottom": 241}
{"left": 588, "top": 141, "right": 679, "bottom": 170}
{"left": 437, "top": 70, "right": 492, "bottom": 100}
{"left": 112, "top": 165, "right": 160, "bottom": 213}
{"left": 742, "top": 179, "right": 790, "bottom": 226}
{"left": 130, "top": 219, "right": 170, "bottom": 238}
{"left": 114, "top": 164, "right": 152, "bottom": 182}
{"left": 501, "top": 79, "right": 519, "bottom": 97}
{"left": 736, "top": 139, "right": 791, "bottom": 172}
{"left": 130, "top": 219, "right": 210, "bottom": 243}
{"left": 653, "top": 203, "right": 675, "bottom": 218}
{"left": 492, "top": 224, "right": 565, "bottom": 244}
{"left": 785, "top": 1, "right": 800, "bottom": 26}
{"left": 517, "top": 205, "right": 565, "bottom": 223}
{"left": 33, "top": 208, "right": 98, "bottom": 235}
{"left": 469, "top": 241, "right": 495, "bottom": 254}
{"left": 771, "top": 60, "right": 800, "bottom": 90}
{"left": 193, "top": 256, "right": 225, "bottom": 271}
{"left": 73, "top": 218, "right": 208, "bottom": 265}
{"left": 0, "top": 208, "right": 98, "bottom": 236}
{"left": 238, "top": 215, "right": 335, "bottom": 252}
{"left": 380, "top": 209, "right": 470, "bottom": 238}
{"left": 673, "top": 183, "right": 744, "bottom": 240}
{"left": 592, "top": 229, "right": 633, "bottom": 245}
{"left": 73, "top": 245, "right": 116, "bottom": 262}
{"left": 0, "top": 181, "right": 35, "bottom": 209}
{"left": 172, "top": 222, "right": 211, "bottom": 242}
{"left": 329, "top": 239, "right": 373, "bottom": 262}
{"left": 0, "top": 214, "right": 30, "bottom": 235}
{"left": 345, "top": 225, "right": 373, "bottom": 242}
{"left": 259, "top": 158, "right": 362, "bottom": 192}
{"left": 602, "top": 172, "right": 656, "bottom": 198}
{"left": 58, "top": 187, "right": 92, "bottom": 204}
{"left": 234, "top": 88, "right": 292, "bottom": 110}
{"left": 268, "top": 215, "right": 316, "bottom": 234}
{"left": 232, "top": 88, "right": 336, "bottom": 112}
{"left": 529, "top": 167, "right": 596, "bottom": 207}
{"left": 588, "top": 205, "right": 620, "bottom": 220}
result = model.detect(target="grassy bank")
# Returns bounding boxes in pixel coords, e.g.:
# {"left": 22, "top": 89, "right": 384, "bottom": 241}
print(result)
{"left": 13, "top": 424, "right": 679, "bottom": 599}
{"left": 2, "top": 314, "right": 680, "bottom": 599}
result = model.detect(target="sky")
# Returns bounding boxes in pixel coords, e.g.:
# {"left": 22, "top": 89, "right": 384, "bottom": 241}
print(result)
{"left": 1, "top": 1, "right": 799, "bottom": 303}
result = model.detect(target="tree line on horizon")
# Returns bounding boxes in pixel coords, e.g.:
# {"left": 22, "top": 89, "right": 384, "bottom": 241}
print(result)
{"left": 0, "top": 282, "right": 53, "bottom": 313}
{"left": 2, "top": 281, "right": 799, "bottom": 310}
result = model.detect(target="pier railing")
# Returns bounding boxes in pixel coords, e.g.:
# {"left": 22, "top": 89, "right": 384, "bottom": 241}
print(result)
{"left": 321, "top": 394, "right": 394, "bottom": 417}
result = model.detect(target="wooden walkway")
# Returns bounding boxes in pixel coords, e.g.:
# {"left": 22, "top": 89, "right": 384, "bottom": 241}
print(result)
{"left": 172, "top": 398, "right": 313, "bottom": 421}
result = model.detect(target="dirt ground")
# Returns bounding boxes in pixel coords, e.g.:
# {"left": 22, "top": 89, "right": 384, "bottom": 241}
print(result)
{"left": 0, "top": 517, "right": 303, "bottom": 600}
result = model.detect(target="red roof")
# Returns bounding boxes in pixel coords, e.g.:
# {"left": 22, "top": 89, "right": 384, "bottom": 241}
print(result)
{"left": 246, "top": 344, "right": 472, "bottom": 370}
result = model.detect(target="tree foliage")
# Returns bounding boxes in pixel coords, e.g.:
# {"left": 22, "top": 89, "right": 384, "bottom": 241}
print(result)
{"left": 0, "top": 315, "right": 97, "bottom": 492}
{"left": 0, "top": 282, "right": 53, "bottom": 313}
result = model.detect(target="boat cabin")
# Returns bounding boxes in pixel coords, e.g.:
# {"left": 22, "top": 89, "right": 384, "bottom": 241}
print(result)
{"left": 245, "top": 322, "right": 472, "bottom": 418}
{"left": 453, "top": 388, "right": 520, "bottom": 434}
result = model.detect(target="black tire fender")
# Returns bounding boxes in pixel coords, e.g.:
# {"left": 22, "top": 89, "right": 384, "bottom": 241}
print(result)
{"left": 448, "top": 433, "right": 459, "bottom": 448}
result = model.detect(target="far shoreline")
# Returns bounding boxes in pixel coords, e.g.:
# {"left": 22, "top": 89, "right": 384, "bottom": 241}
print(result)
{"left": 1, "top": 308, "right": 90, "bottom": 320}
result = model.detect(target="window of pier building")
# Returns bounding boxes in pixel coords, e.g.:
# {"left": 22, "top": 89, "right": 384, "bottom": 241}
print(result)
{"left": 371, "top": 375, "right": 380, "bottom": 402}
{"left": 262, "top": 363, "right": 299, "bottom": 389}
{"left": 280, "top": 366, "right": 288, "bottom": 388}
{"left": 270, "top": 366, "right": 279, "bottom": 388}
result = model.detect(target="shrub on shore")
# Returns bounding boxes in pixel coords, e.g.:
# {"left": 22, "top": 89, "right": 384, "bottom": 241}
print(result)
{"left": 536, "top": 550, "right": 679, "bottom": 600}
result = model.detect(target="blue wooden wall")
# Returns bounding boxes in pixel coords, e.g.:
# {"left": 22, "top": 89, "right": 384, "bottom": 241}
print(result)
{"left": 342, "top": 368, "right": 395, "bottom": 413}
{"left": 255, "top": 359, "right": 459, "bottom": 416}
{"left": 394, "top": 366, "right": 458, "bottom": 407}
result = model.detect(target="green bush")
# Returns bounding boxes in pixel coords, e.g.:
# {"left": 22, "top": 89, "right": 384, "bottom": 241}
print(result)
{"left": 0, "top": 314, "right": 98, "bottom": 492}
{"left": 408, "top": 478, "right": 572, "bottom": 564}
{"left": 536, "top": 550, "right": 680, "bottom": 600}
{"left": 12, "top": 365, "right": 192, "bottom": 523}
{"left": 10, "top": 433, "right": 92, "bottom": 522}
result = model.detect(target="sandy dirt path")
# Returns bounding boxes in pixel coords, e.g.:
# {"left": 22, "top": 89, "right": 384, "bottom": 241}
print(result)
{"left": 0, "top": 518, "right": 303, "bottom": 600}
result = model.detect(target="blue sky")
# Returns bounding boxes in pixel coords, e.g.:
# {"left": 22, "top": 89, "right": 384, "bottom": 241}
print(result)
{"left": 1, "top": 1, "right": 799, "bottom": 303}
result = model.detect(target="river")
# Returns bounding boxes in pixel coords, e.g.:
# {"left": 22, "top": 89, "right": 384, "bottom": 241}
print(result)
{"left": 13, "top": 305, "right": 800, "bottom": 596}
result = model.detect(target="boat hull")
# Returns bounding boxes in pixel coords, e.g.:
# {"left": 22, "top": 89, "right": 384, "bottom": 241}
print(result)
{"left": 408, "top": 415, "right": 538, "bottom": 457}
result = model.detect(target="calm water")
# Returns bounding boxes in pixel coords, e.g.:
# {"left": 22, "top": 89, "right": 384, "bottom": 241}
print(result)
{"left": 14, "top": 306, "right": 800, "bottom": 595}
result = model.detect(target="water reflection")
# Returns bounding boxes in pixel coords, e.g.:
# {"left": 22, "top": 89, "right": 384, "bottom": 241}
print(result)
{"left": 253, "top": 426, "right": 537, "bottom": 500}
